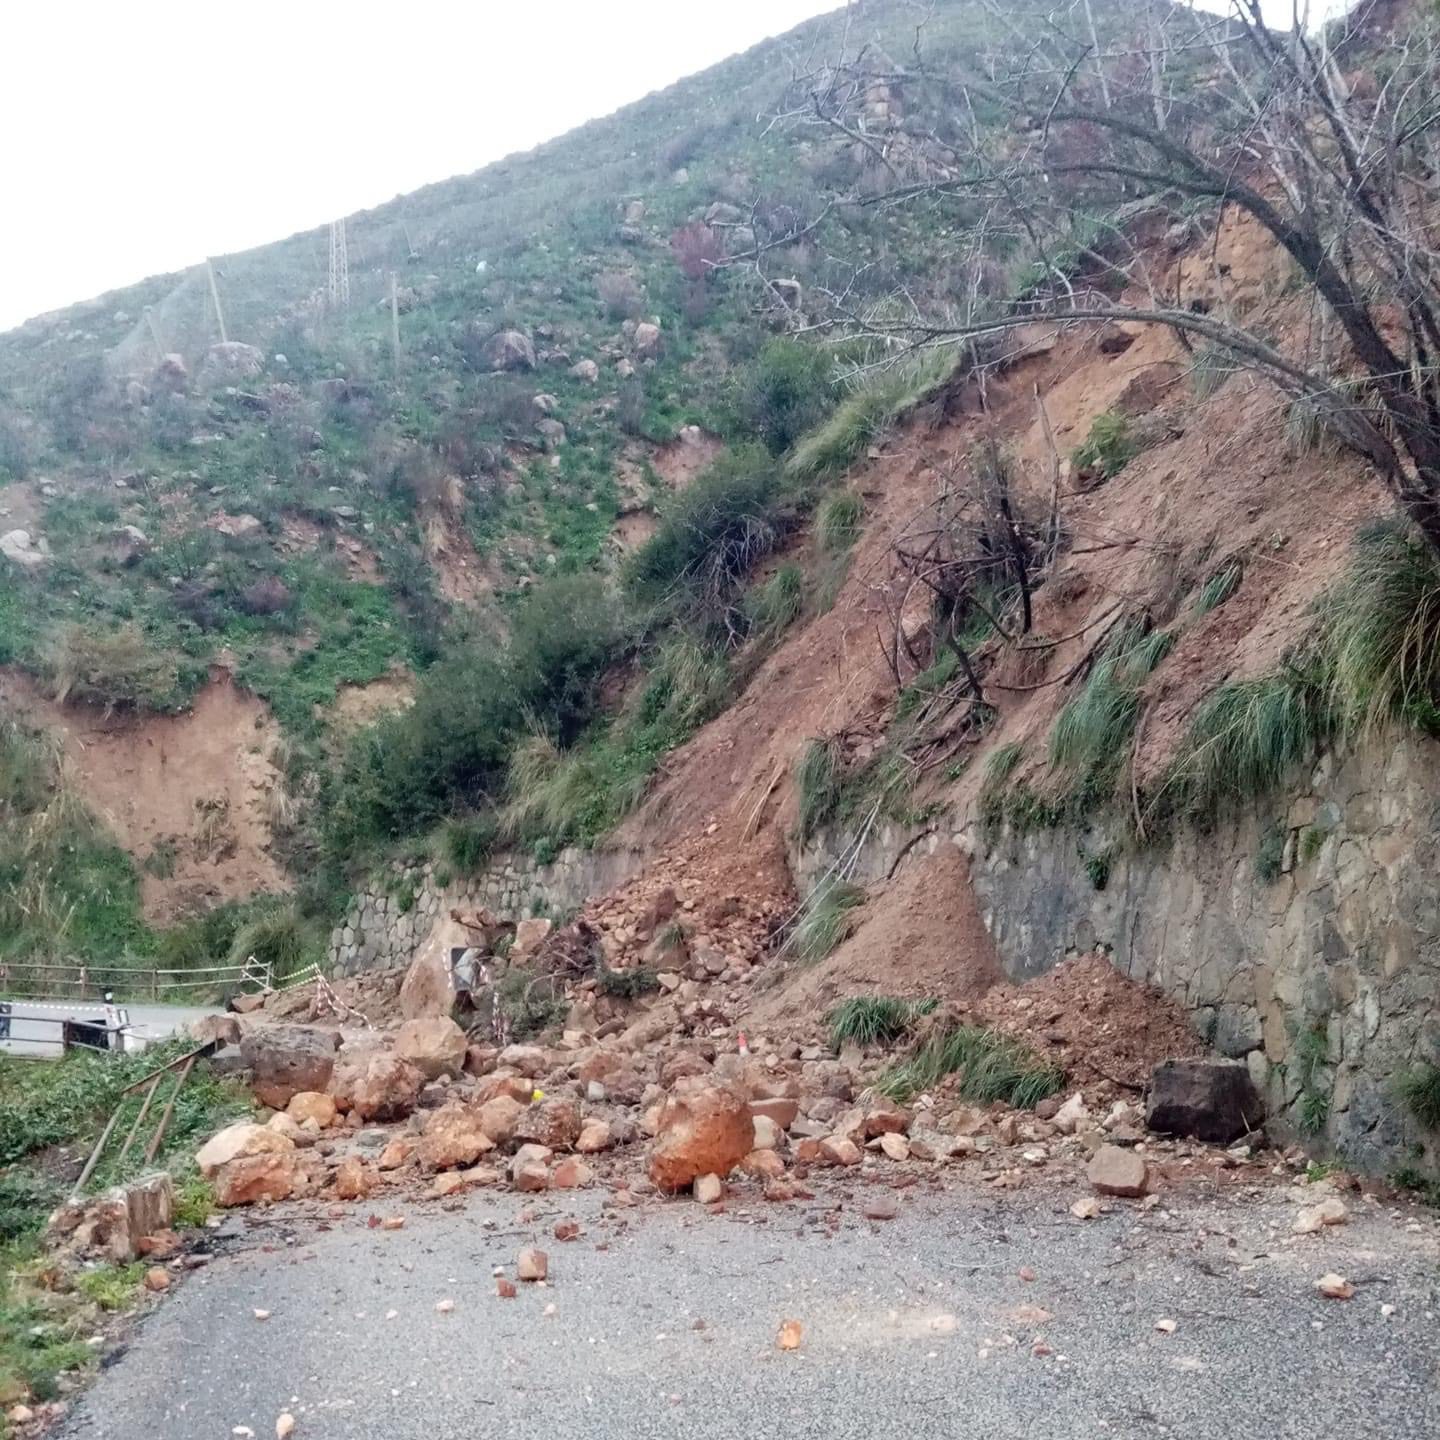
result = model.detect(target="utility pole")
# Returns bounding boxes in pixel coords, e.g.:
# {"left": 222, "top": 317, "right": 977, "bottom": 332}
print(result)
{"left": 389, "top": 271, "right": 401, "bottom": 373}
{"left": 328, "top": 219, "right": 350, "bottom": 310}
{"left": 142, "top": 305, "right": 165, "bottom": 360}
{"left": 205, "top": 259, "right": 228, "bottom": 343}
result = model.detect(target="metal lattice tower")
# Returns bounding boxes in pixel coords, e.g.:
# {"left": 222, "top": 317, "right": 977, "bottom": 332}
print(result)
{"left": 328, "top": 219, "right": 350, "bottom": 309}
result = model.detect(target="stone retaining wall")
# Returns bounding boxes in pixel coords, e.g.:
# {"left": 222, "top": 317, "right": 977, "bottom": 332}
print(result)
{"left": 800, "top": 739, "right": 1440, "bottom": 1176}
{"left": 328, "top": 843, "right": 645, "bottom": 978}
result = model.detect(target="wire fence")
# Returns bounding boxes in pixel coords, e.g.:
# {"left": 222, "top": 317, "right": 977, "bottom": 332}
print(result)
{"left": 0, "top": 956, "right": 273, "bottom": 1004}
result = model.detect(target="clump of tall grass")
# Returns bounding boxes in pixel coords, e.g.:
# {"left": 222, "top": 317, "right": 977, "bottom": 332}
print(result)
{"left": 795, "top": 738, "right": 843, "bottom": 842}
{"left": 1193, "top": 559, "right": 1242, "bottom": 615}
{"left": 786, "top": 879, "right": 865, "bottom": 963}
{"left": 787, "top": 351, "right": 956, "bottom": 481}
{"left": 877, "top": 1025, "right": 1064, "bottom": 1107}
{"left": 827, "top": 995, "right": 937, "bottom": 1049}
{"left": 817, "top": 490, "right": 863, "bottom": 553}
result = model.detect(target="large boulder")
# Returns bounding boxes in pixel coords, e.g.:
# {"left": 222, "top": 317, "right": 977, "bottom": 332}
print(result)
{"left": 395, "top": 1017, "right": 468, "bottom": 1081}
{"left": 419, "top": 1104, "right": 496, "bottom": 1170}
{"left": 328, "top": 1048, "right": 425, "bottom": 1121}
{"left": 648, "top": 1086, "right": 754, "bottom": 1192}
{"left": 1146, "top": 1058, "right": 1261, "bottom": 1144}
{"left": 212, "top": 1151, "right": 305, "bottom": 1207}
{"left": 195, "top": 1121, "right": 296, "bottom": 1177}
{"left": 633, "top": 321, "right": 663, "bottom": 360}
{"left": 240, "top": 1025, "right": 341, "bottom": 1108}
{"left": 512, "top": 918, "right": 553, "bottom": 961}
{"left": 189, "top": 1013, "right": 241, "bottom": 1047}
{"left": 513, "top": 1098, "right": 582, "bottom": 1152}
{"left": 153, "top": 352, "right": 189, "bottom": 391}
{"left": 0, "top": 529, "right": 48, "bottom": 572}
{"left": 482, "top": 329, "right": 536, "bottom": 371}
{"left": 399, "top": 915, "right": 465, "bottom": 1020}
{"left": 476, "top": 1093, "right": 526, "bottom": 1145}
{"left": 198, "top": 340, "right": 265, "bottom": 386}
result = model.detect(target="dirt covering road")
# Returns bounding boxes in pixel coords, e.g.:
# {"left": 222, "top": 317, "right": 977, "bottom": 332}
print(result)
{"left": 57, "top": 1177, "right": 1439, "bottom": 1440}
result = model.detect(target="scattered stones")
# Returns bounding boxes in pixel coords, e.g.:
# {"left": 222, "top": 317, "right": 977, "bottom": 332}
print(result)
{"left": 1070, "top": 1196, "right": 1102, "bottom": 1220}
{"left": 551, "top": 1157, "right": 594, "bottom": 1189}
{"left": 777, "top": 1319, "right": 803, "bottom": 1351}
{"left": 1316, "top": 1273, "right": 1355, "bottom": 1300}
{"left": 1087, "top": 1144, "right": 1149, "bottom": 1198}
{"left": 862, "top": 1194, "right": 899, "bottom": 1220}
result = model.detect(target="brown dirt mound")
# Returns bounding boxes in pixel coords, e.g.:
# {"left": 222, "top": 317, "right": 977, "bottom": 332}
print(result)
{"left": 978, "top": 952, "right": 1203, "bottom": 1094}
{"left": 750, "top": 845, "right": 1000, "bottom": 1027}
{"left": 2, "top": 667, "right": 286, "bottom": 923}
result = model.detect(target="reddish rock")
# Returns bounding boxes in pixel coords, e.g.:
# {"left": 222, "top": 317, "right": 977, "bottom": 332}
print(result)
{"left": 333, "top": 1156, "right": 375, "bottom": 1200}
{"left": 420, "top": 1105, "right": 496, "bottom": 1170}
{"left": 516, "top": 1247, "right": 548, "bottom": 1281}
{"left": 143, "top": 1266, "right": 171, "bottom": 1293}
{"left": 551, "top": 1157, "right": 594, "bottom": 1189}
{"left": 740, "top": 1148, "right": 787, "bottom": 1180}
{"left": 395, "top": 1017, "right": 468, "bottom": 1082}
{"left": 864, "top": 1101, "right": 911, "bottom": 1138}
{"left": 378, "top": 1137, "right": 416, "bottom": 1171}
{"left": 329, "top": 1051, "right": 425, "bottom": 1122}
{"left": 648, "top": 1086, "right": 754, "bottom": 1192}
{"left": 213, "top": 1152, "right": 303, "bottom": 1207}
{"left": 749, "top": 1097, "right": 799, "bottom": 1130}
{"left": 287, "top": 1092, "right": 337, "bottom": 1129}
{"left": 476, "top": 1094, "right": 526, "bottom": 1144}
{"left": 196, "top": 1122, "right": 295, "bottom": 1177}
{"left": 553, "top": 1219, "right": 581, "bottom": 1241}
{"left": 514, "top": 1098, "right": 582, "bottom": 1152}
{"left": 476, "top": 1074, "right": 536, "bottom": 1105}
{"left": 576, "top": 1119, "right": 614, "bottom": 1154}
{"left": 818, "top": 1136, "right": 863, "bottom": 1167}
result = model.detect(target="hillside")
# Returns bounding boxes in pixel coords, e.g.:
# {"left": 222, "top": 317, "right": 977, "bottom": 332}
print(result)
{"left": 4, "top": 0, "right": 1440, "bottom": 1175}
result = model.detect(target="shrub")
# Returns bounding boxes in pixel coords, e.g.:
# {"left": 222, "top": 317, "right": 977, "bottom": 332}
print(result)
{"left": 1397, "top": 1063, "right": 1440, "bottom": 1130}
{"left": 1071, "top": 411, "right": 1136, "bottom": 480}
{"left": 625, "top": 447, "right": 786, "bottom": 612}
{"left": 442, "top": 813, "right": 498, "bottom": 873}
{"left": 49, "top": 623, "right": 180, "bottom": 714}
{"left": 597, "top": 271, "right": 645, "bottom": 321}
{"left": 877, "top": 1025, "right": 1064, "bottom": 1107}
{"left": 1170, "top": 673, "right": 1325, "bottom": 818}
{"left": 224, "top": 901, "right": 317, "bottom": 984}
{"left": 506, "top": 573, "right": 630, "bottom": 741}
{"left": 1317, "top": 520, "right": 1440, "bottom": 738}
{"left": 1191, "top": 344, "right": 1237, "bottom": 399}
{"left": 733, "top": 339, "right": 836, "bottom": 455}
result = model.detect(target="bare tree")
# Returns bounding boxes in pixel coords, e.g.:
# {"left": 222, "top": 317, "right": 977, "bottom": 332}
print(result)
{"left": 743, "top": 0, "right": 1440, "bottom": 551}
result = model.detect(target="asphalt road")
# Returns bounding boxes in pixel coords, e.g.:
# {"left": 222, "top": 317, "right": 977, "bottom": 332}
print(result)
{"left": 0, "top": 1000, "right": 220, "bottom": 1058}
{"left": 58, "top": 1176, "right": 1440, "bottom": 1440}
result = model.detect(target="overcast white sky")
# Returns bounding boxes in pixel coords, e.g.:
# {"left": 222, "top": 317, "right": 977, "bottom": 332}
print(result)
{"left": 0, "top": 0, "right": 1346, "bottom": 332}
